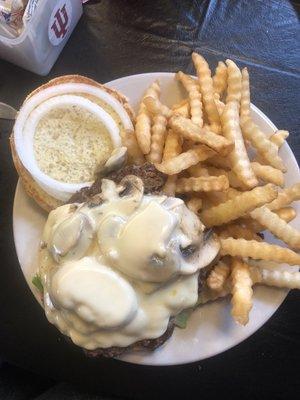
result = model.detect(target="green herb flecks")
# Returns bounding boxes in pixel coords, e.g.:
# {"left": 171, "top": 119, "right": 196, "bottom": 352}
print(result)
{"left": 32, "top": 274, "right": 43, "bottom": 294}
{"left": 174, "top": 308, "right": 193, "bottom": 329}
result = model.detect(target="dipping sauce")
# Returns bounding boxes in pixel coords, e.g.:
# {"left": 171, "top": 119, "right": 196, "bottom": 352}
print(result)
{"left": 33, "top": 104, "right": 113, "bottom": 183}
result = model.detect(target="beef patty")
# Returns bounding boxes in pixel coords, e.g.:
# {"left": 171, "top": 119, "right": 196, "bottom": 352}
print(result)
{"left": 66, "top": 163, "right": 213, "bottom": 358}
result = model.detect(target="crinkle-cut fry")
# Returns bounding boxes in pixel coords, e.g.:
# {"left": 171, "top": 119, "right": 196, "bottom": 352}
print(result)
{"left": 206, "top": 155, "right": 231, "bottom": 170}
{"left": 182, "top": 139, "right": 196, "bottom": 152}
{"left": 172, "top": 98, "right": 189, "bottom": 109}
{"left": 239, "top": 207, "right": 296, "bottom": 233}
{"left": 135, "top": 103, "right": 152, "bottom": 155}
{"left": 186, "top": 197, "right": 203, "bottom": 214}
{"left": 226, "top": 59, "right": 242, "bottom": 104}
{"left": 120, "top": 129, "right": 145, "bottom": 165}
{"left": 163, "top": 129, "right": 182, "bottom": 162}
{"left": 188, "top": 165, "right": 210, "bottom": 177}
{"left": 192, "top": 52, "right": 221, "bottom": 133}
{"left": 249, "top": 266, "right": 300, "bottom": 289}
{"left": 197, "top": 282, "right": 231, "bottom": 304}
{"left": 216, "top": 224, "right": 263, "bottom": 242}
{"left": 266, "top": 183, "right": 300, "bottom": 211}
{"left": 213, "top": 61, "right": 227, "bottom": 96}
{"left": 240, "top": 67, "right": 251, "bottom": 120}
{"left": 148, "top": 114, "right": 168, "bottom": 164}
{"left": 214, "top": 93, "right": 226, "bottom": 115}
{"left": 274, "top": 207, "right": 296, "bottom": 222}
{"left": 161, "top": 128, "right": 182, "bottom": 195}
{"left": 176, "top": 175, "right": 229, "bottom": 193}
{"left": 143, "top": 96, "right": 172, "bottom": 118}
{"left": 231, "top": 258, "right": 253, "bottom": 325}
{"left": 172, "top": 101, "right": 190, "bottom": 118}
{"left": 162, "top": 175, "right": 177, "bottom": 196}
{"left": 270, "top": 130, "right": 289, "bottom": 148}
{"left": 200, "top": 184, "right": 278, "bottom": 227}
{"left": 176, "top": 71, "right": 203, "bottom": 127}
{"left": 241, "top": 116, "right": 286, "bottom": 171}
{"left": 250, "top": 206, "right": 300, "bottom": 249}
{"left": 207, "top": 259, "right": 231, "bottom": 291}
{"left": 221, "top": 101, "right": 258, "bottom": 188}
{"left": 205, "top": 187, "right": 241, "bottom": 207}
{"left": 250, "top": 162, "right": 284, "bottom": 187}
{"left": 193, "top": 165, "right": 246, "bottom": 190}
{"left": 145, "top": 80, "right": 161, "bottom": 98}
{"left": 155, "top": 145, "right": 215, "bottom": 175}
{"left": 135, "top": 81, "right": 161, "bottom": 155}
{"left": 169, "top": 115, "right": 234, "bottom": 156}
{"left": 220, "top": 238, "right": 300, "bottom": 265}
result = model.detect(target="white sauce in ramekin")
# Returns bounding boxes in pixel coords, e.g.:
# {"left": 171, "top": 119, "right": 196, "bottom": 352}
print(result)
{"left": 13, "top": 83, "right": 133, "bottom": 201}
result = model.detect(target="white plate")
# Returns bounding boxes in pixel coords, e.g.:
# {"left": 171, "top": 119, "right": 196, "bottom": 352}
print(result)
{"left": 13, "top": 73, "right": 300, "bottom": 366}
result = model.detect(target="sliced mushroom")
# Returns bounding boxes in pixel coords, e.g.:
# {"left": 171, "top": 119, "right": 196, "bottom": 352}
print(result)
{"left": 50, "top": 212, "right": 94, "bottom": 263}
{"left": 115, "top": 175, "right": 144, "bottom": 214}
{"left": 180, "top": 205, "right": 202, "bottom": 245}
{"left": 197, "top": 234, "right": 220, "bottom": 270}
{"left": 97, "top": 147, "right": 128, "bottom": 177}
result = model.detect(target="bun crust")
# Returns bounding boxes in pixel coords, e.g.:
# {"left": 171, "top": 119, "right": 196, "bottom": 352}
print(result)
{"left": 11, "top": 75, "right": 135, "bottom": 213}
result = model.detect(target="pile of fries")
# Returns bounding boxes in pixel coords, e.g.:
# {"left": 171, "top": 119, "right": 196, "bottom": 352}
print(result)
{"left": 123, "top": 52, "right": 300, "bottom": 326}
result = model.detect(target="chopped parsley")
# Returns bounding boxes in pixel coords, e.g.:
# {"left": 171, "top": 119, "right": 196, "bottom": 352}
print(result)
{"left": 32, "top": 274, "right": 43, "bottom": 293}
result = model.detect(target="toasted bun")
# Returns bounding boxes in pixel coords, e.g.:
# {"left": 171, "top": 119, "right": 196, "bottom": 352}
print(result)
{"left": 11, "top": 75, "right": 135, "bottom": 213}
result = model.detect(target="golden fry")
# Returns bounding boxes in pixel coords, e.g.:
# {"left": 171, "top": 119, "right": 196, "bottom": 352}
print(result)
{"left": 143, "top": 96, "right": 172, "bottom": 118}
{"left": 214, "top": 93, "right": 226, "bottom": 115}
{"left": 148, "top": 114, "right": 168, "bottom": 164}
{"left": 216, "top": 224, "right": 263, "bottom": 241}
{"left": 274, "top": 207, "right": 296, "bottom": 222}
{"left": 204, "top": 188, "right": 242, "bottom": 208}
{"left": 176, "top": 175, "right": 229, "bottom": 193}
{"left": 192, "top": 52, "right": 221, "bottom": 133}
{"left": 186, "top": 197, "right": 203, "bottom": 214}
{"left": 251, "top": 162, "right": 284, "bottom": 187}
{"left": 145, "top": 80, "right": 160, "bottom": 98}
{"left": 172, "top": 101, "right": 190, "bottom": 118}
{"left": 176, "top": 71, "right": 203, "bottom": 127}
{"left": 169, "top": 115, "right": 234, "bottom": 155}
{"left": 155, "top": 145, "right": 215, "bottom": 175}
{"left": 241, "top": 117, "right": 285, "bottom": 171}
{"left": 266, "top": 183, "right": 300, "bottom": 210}
{"left": 226, "top": 59, "right": 242, "bottom": 103}
{"left": 206, "top": 155, "right": 231, "bottom": 170}
{"left": 120, "top": 129, "right": 145, "bottom": 165}
{"left": 161, "top": 127, "right": 182, "bottom": 195}
{"left": 240, "top": 67, "right": 251, "bottom": 119}
{"left": 163, "top": 129, "right": 182, "bottom": 162}
{"left": 213, "top": 61, "right": 227, "bottom": 96}
{"left": 135, "top": 81, "right": 160, "bottom": 155}
{"left": 239, "top": 207, "right": 296, "bottom": 233}
{"left": 198, "top": 283, "right": 231, "bottom": 304}
{"left": 231, "top": 258, "right": 253, "bottom": 325}
{"left": 250, "top": 266, "right": 300, "bottom": 289}
{"left": 207, "top": 259, "right": 231, "bottom": 291}
{"left": 135, "top": 103, "right": 152, "bottom": 155}
{"left": 220, "top": 238, "right": 300, "bottom": 265}
{"left": 221, "top": 101, "right": 258, "bottom": 188}
{"left": 195, "top": 165, "right": 246, "bottom": 189}
{"left": 250, "top": 206, "right": 300, "bottom": 249}
{"left": 270, "top": 130, "right": 289, "bottom": 148}
{"left": 200, "top": 184, "right": 278, "bottom": 227}
{"left": 188, "top": 164, "right": 210, "bottom": 177}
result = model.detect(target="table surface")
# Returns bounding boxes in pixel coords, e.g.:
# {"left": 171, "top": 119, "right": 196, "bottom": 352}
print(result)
{"left": 0, "top": 1, "right": 299, "bottom": 399}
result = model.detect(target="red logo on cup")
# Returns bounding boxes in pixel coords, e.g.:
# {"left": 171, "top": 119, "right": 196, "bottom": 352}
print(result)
{"left": 48, "top": 0, "right": 72, "bottom": 46}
